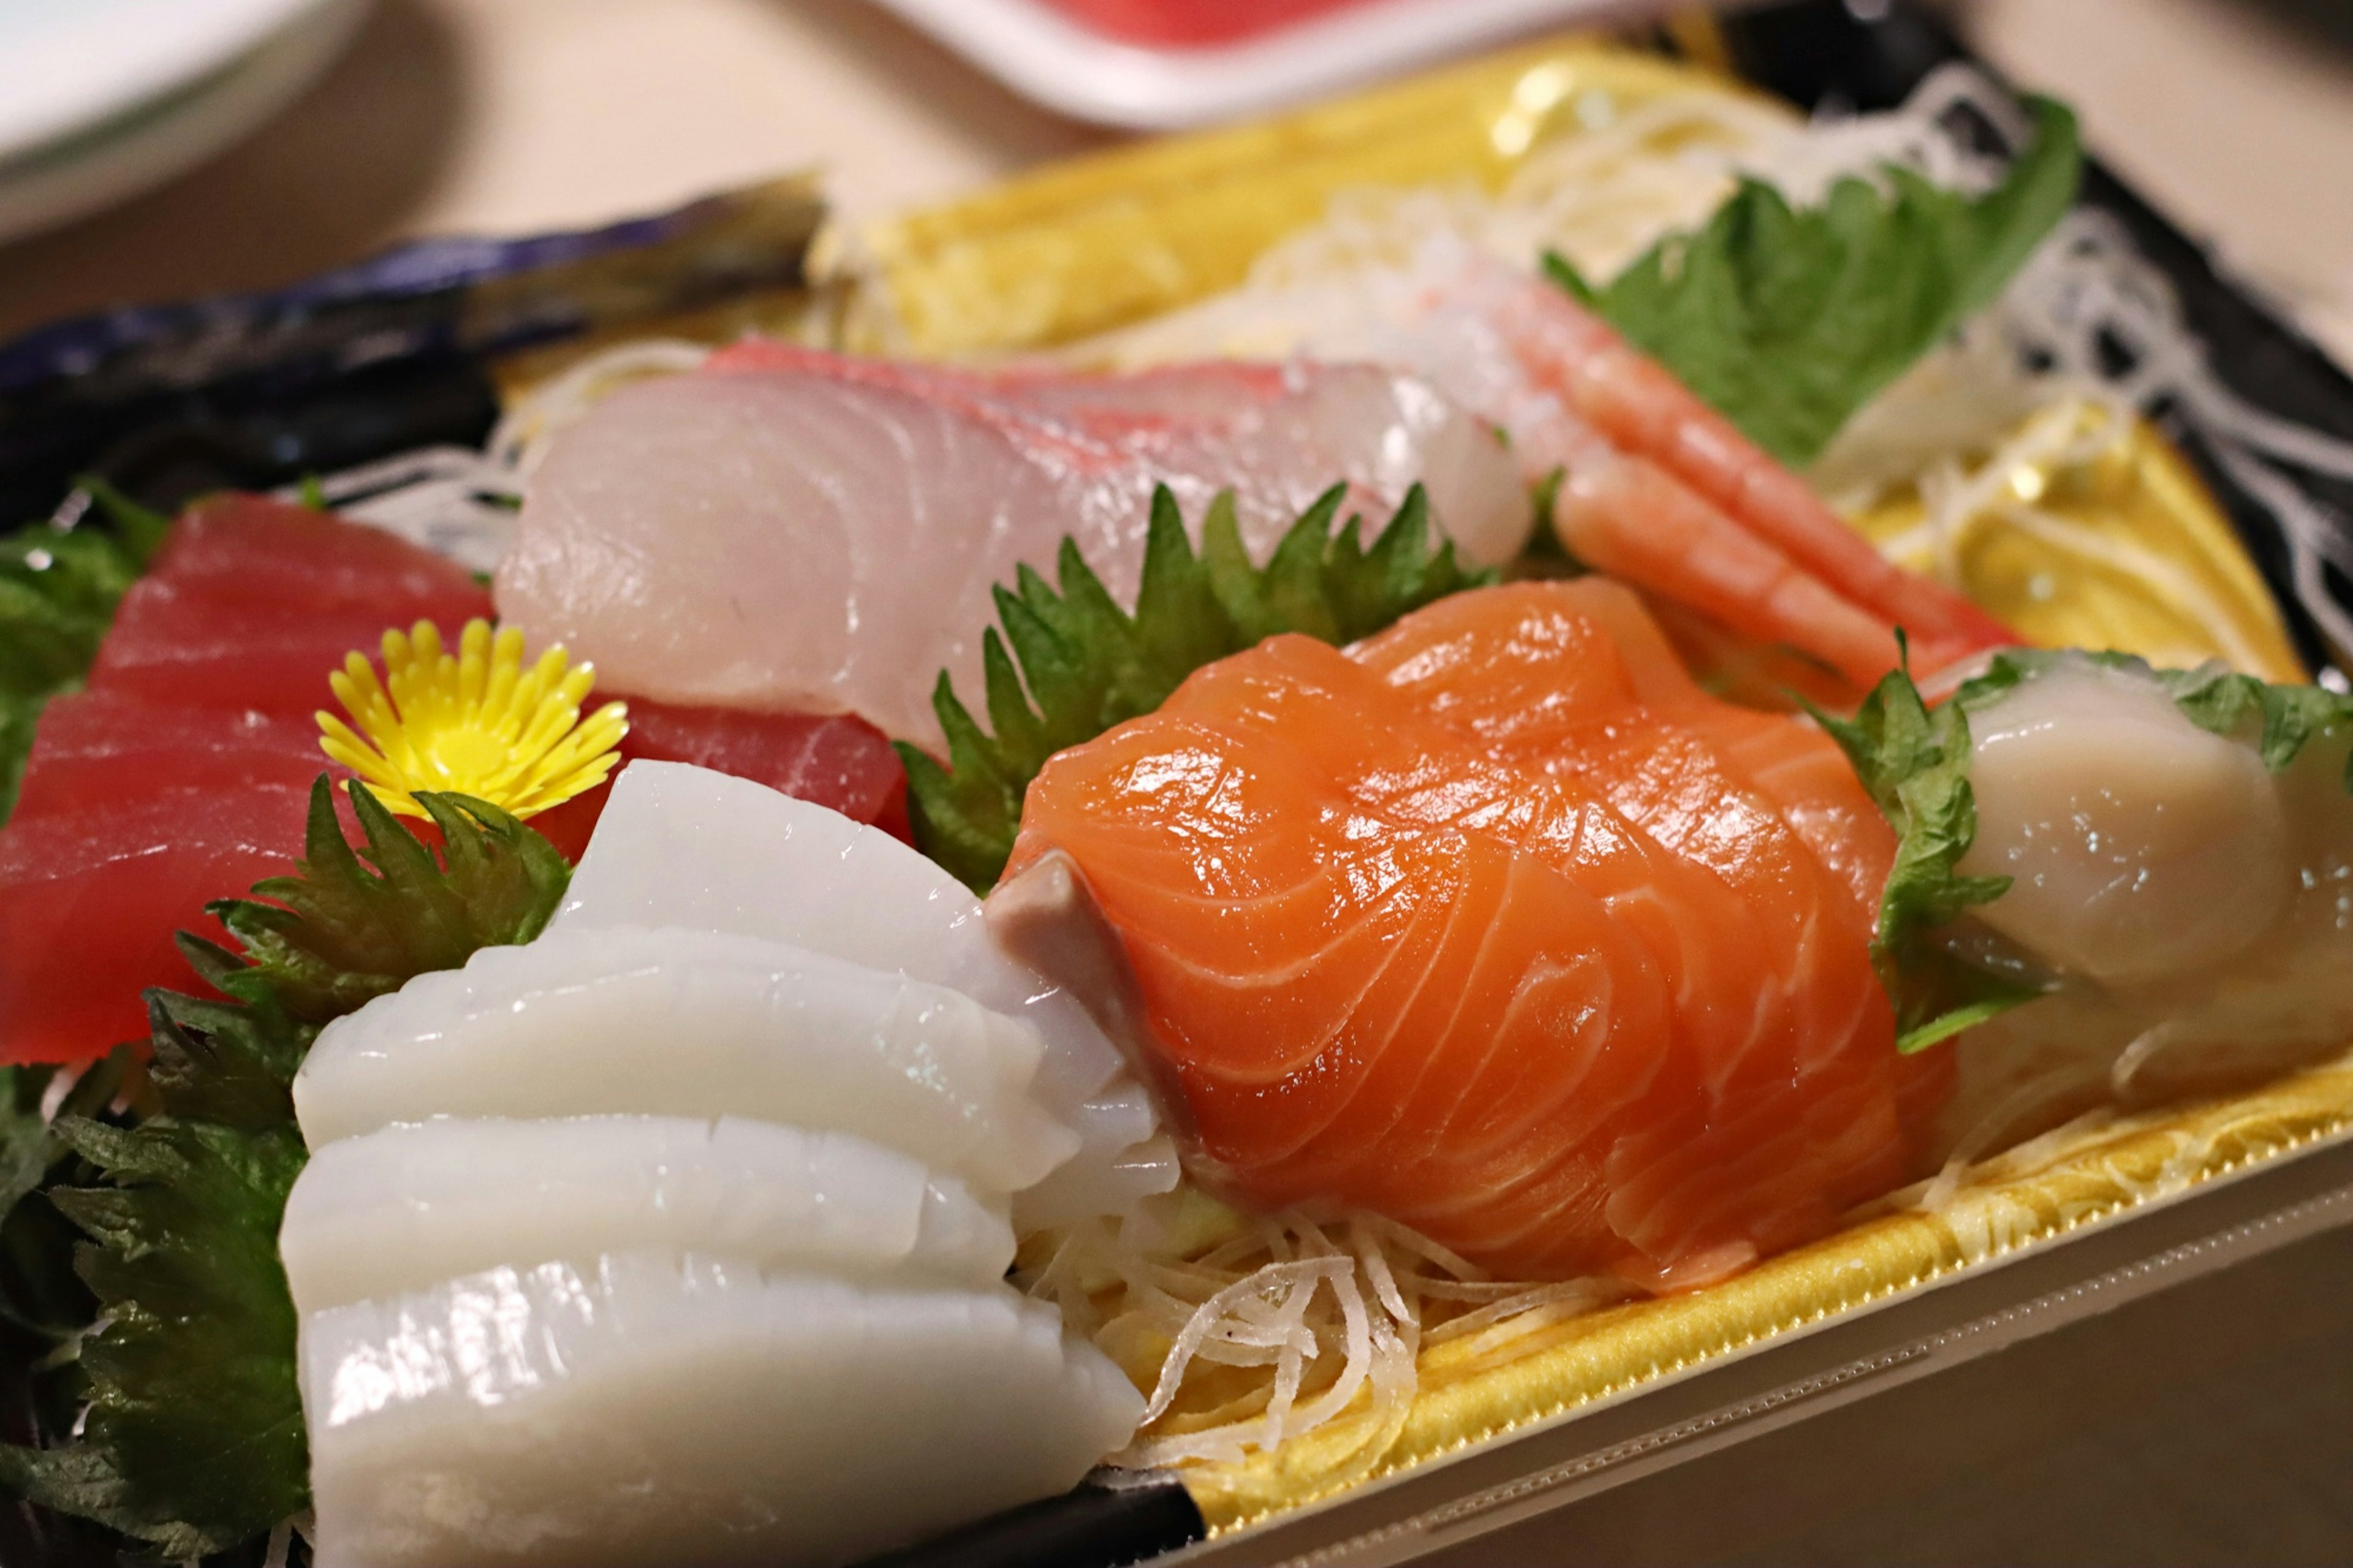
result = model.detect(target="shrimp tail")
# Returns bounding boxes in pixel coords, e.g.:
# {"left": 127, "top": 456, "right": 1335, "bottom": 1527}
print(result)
{"left": 1550, "top": 453, "right": 1927, "bottom": 693}
{"left": 1446, "top": 259, "right": 2015, "bottom": 688}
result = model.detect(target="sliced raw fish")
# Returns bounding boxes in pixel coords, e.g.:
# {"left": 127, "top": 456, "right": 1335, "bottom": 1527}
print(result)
{"left": 496, "top": 345, "right": 1528, "bottom": 751}
{"left": 294, "top": 924, "right": 1080, "bottom": 1197}
{"left": 91, "top": 499, "right": 491, "bottom": 717}
{"left": 92, "top": 624, "right": 423, "bottom": 717}
{"left": 0, "top": 496, "right": 496, "bottom": 1061}
{"left": 279, "top": 1116, "right": 1014, "bottom": 1314}
{"left": 7, "top": 690, "right": 324, "bottom": 823}
{"left": 137, "top": 491, "right": 492, "bottom": 615}
{"left": 556, "top": 762, "right": 1175, "bottom": 1225}
{"left": 0, "top": 783, "right": 310, "bottom": 1063}
{"left": 1006, "top": 581, "right": 1930, "bottom": 1288}
{"left": 528, "top": 699, "right": 914, "bottom": 862}
{"left": 302, "top": 1254, "right": 1142, "bottom": 1568}
{"left": 620, "top": 696, "right": 907, "bottom": 838}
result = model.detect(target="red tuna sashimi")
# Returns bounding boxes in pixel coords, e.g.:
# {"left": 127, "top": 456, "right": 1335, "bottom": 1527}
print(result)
{"left": 93, "top": 623, "right": 444, "bottom": 717}
{"left": 10, "top": 691, "right": 324, "bottom": 823}
{"left": 142, "top": 493, "right": 491, "bottom": 615}
{"left": 0, "top": 784, "right": 313, "bottom": 1062}
{"left": 0, "top": 498, "right": 488, "bottom": 1063}
{"left": 1008, "top": 581, "right": 1934, "bottom": 1289}
{"left": 526, "top": 699, "right": 911, "bottom": 860}
{"left": 93, "top": 501, "right": 491, "bottom": 716}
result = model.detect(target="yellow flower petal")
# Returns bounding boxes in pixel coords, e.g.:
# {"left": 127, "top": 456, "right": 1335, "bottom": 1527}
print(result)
{"left": 318, "top": 616, "right": 628, "bottom": 823}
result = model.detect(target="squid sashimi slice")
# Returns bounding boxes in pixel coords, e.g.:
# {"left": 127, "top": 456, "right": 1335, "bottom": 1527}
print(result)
{"left": 294, "top": 925, "right": 1078, "bottom": 1197}
{"left": 557, "top": 762, "right": 1176, "bottom": 1227}
{"left": 496, "top": 347, "right": 1526, "bottom": 754}
{"left": 302, "top": 1256, "right": 1142, "bottom": 1568}
{"left": 279, "top": 1116, "right": 1015, "bottom": 1316}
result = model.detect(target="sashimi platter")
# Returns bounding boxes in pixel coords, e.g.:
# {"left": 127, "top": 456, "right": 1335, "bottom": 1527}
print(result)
{"left": 6, "top": 6, "right": 2353, "bottom": 1566}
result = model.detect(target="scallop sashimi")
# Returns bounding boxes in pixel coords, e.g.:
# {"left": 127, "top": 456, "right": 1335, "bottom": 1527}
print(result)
{"left": 1920, "top": 653, "right": 2353, "bottom": 1154}
{"left": 302, "top": 1256, "right": 1142, "bottom": 1568}
{"left": 557, "top": 762, "right": 1176, "bottom": 1228}
{"left": 294, "top": 924, "right": 1078, "bottom": 1196}
{"left": 494, "top": 346, "right": 1529, "bottom": 751}
{"left": 279, "top": 1116, "right": 1014, "bottom": 1315}
{"left": 1002, "top": 580, "right": 1939, "bottom": 1288}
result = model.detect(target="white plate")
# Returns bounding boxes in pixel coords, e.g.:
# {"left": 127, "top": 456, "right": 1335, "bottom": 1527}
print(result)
{"left": 0, "top": 0, "right": 368, "bottom": 244}
{"left": 868, "top": 0, "right": 1651, "bottom": 129}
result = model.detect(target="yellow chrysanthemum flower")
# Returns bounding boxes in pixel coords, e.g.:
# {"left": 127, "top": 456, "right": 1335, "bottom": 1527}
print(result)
{"left": 319, "top": 618, "right": 629, "bottom": 820}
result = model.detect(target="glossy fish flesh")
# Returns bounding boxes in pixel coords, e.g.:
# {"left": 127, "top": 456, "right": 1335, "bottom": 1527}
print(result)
{"left": 496, "top": 346, "right": 1530, "bottom": 751}
{"left": 1006, "top": 580, "right": 1944, "bottom": 1289}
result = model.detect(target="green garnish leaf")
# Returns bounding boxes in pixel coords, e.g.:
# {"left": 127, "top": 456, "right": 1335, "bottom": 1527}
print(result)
{"left": 1807, "top": 647, "right": 2043, "bottom": 1052}
{"left": 0, "top": 778, "right": 571, "bottom": 1554}
{"left": 1548, "top": 95, "right": 2082, "bottom": 468}
{"left": 202, "top": 778, "right": 572, "bottom": 1024}
{"left": 5, "top": 1112, "right": 313, "bottom": 1559}
{"left": 901, "top": 483, "right": 1495, "bottom": 893}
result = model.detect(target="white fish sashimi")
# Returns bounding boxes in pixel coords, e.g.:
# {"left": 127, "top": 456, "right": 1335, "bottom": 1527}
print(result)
{"left": 557, "top": 763, "right": 1176, "bottom": 1226}
{"left": 294, "top": 924, "right": 1079, "bottom": 1197}
{"left": 494, "top": 346, "right": 1528, "bottom": 754}
{"left": 279, "top": 1117, "right": 1014, "bottom": 1316}
{"left": 303, "top": 1255, "right": 1143, "bottom": 1568}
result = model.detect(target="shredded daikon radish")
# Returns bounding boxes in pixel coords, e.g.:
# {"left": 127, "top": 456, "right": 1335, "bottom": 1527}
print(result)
{"left": 1029, "top": 1199, "right": 1627, "bottom": 1471}
{"left": 1085, "top": 62, "right": 2353, "bottom": 672}
{"left": 1912, "top": 199, "right": 2353, "bottom": 661}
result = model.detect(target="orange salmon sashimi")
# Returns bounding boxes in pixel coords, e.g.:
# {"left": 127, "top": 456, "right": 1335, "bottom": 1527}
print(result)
{"left": 1006, "top": 580, "right": 1943, "bottom": 1291}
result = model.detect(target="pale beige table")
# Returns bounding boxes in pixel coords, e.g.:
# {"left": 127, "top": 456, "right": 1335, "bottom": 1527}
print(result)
{"left": 0, "top": 0, "right": 2347, "bottom": 362}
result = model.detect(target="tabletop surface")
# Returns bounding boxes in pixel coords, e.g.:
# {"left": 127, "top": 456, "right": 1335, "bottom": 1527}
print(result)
{"left": 0, "top": 4, "right": 2348, "bottom": 1564}
{"left": 0, "top": 0, "right": 2346, "bottom": 361}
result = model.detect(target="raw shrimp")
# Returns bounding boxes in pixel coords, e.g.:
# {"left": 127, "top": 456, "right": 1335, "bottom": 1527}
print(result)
{"left": 1097, "top": 239, "right": 2017, "bottom": 692}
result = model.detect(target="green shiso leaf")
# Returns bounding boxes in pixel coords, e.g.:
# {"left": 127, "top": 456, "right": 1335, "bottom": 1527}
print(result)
{"left": 0, "top": 778, "right": 570, "bottom": 1555}
{"left": 1805, "top": 646, "right": 2043, "bottom": 1053}
{"left": 1547, "top": 95, "right": 2082, "bottom": 468}
{"left": 200, "top": 778, "right": 574, "bottom": 1025}
{"left": 901, "top": 482, "right": 1495, "bottom": 894}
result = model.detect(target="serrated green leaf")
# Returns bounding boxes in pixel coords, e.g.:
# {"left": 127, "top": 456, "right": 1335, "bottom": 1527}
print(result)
{"left": 207, "top": 777, "right": 571, "bottom": 1023}
{"left": 1806, "top": 651, "right": 2044, "bottom": 1050}
{"left": 29, "top": 1116, "right": 311, "bottom": 1555}
{"left": 903, "top": 483, "right": 1496, "bottom": 893}
{"left": 1552, "top": 95, "right": 2081, "bottom": 467}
